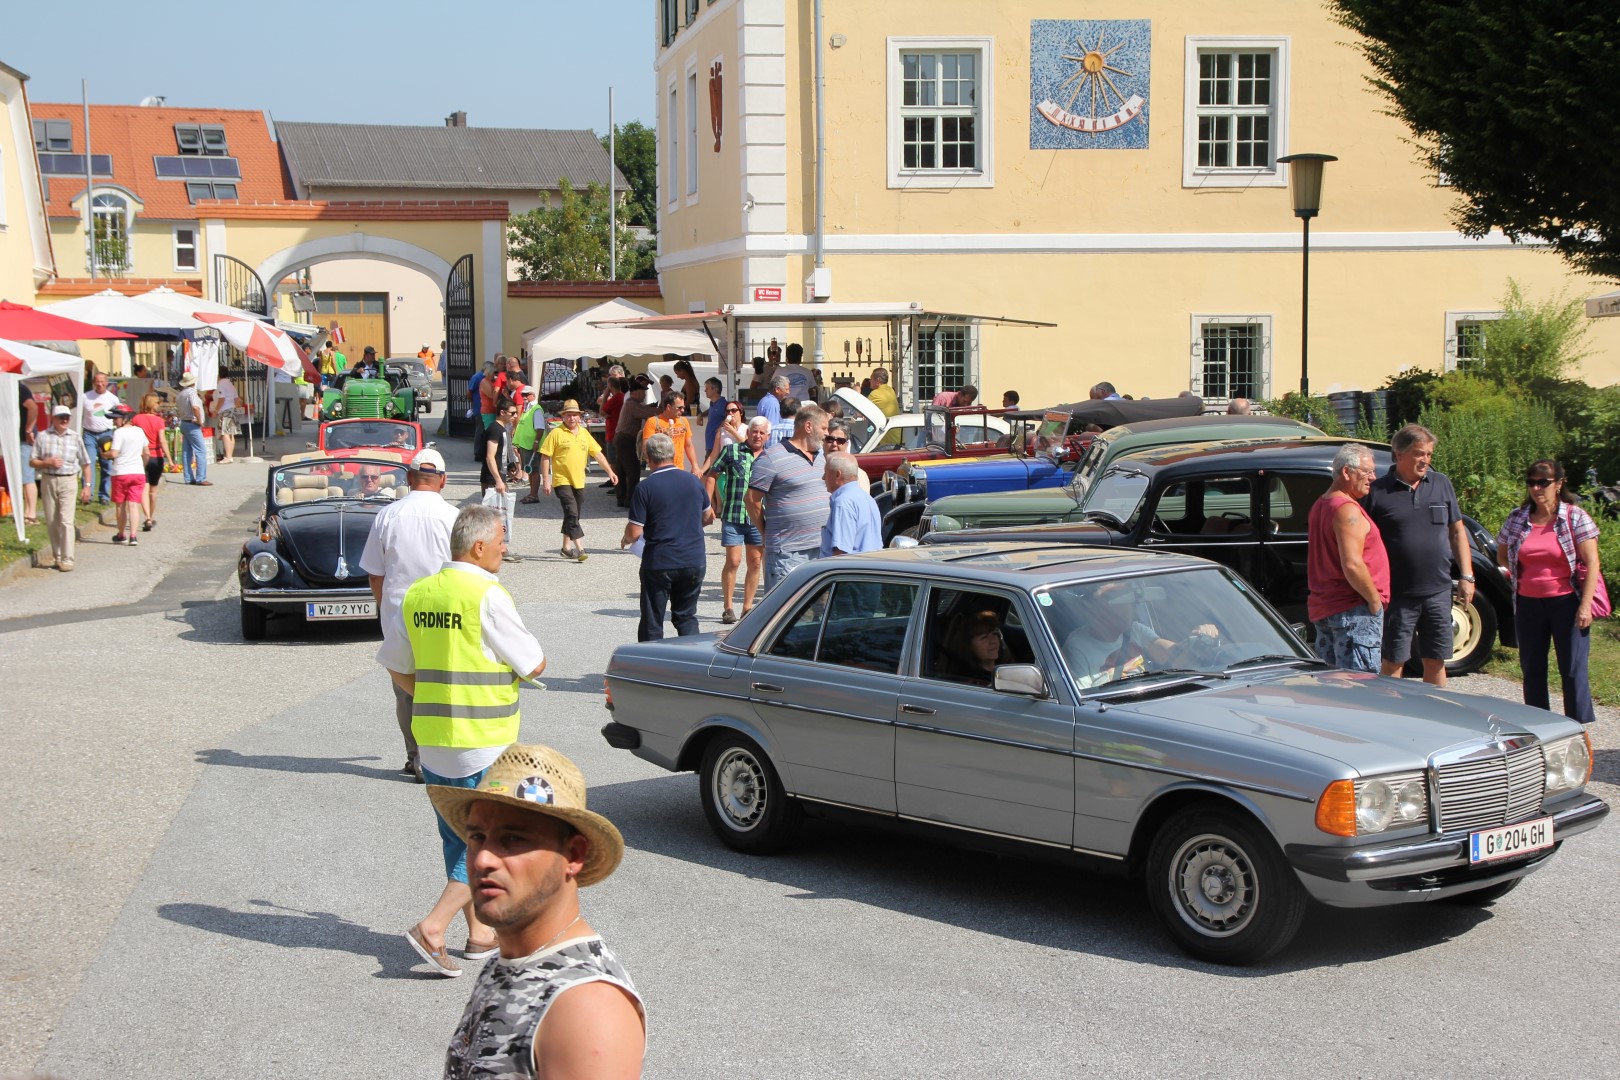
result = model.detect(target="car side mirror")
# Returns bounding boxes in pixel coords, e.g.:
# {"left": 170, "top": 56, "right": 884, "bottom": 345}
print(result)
{"left": 994, "top": 664, "right": 1046, "bottom": 697}
{"left": 1290, "top": 622, "right": 1308, "bottom": 639}
{"left": 305, "top": 442, "right": 316, "bottom": 450}
{"left": 889, "top": 534, "right": 918, "bottom": 549}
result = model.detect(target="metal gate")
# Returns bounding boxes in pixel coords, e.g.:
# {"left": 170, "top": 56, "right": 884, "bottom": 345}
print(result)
{"left": 212, "top": 254, "right": 272, "bottom": 436}
{"left": 444, "top": 254, "right": 476, "bottom": 437}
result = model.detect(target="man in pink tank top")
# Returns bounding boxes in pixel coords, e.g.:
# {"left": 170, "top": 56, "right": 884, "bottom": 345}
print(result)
{"left": 1306, "top": 444, "right": 1392, "bottom": 671}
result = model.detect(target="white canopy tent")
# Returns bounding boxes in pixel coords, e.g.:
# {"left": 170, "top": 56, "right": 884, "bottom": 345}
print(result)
{"left": 521, "top": 298, "right": 719, "bottom": 366}
{"left": 137, "top": 285, "right": 269, "bottom": 323}
{"left": 39, "top": 290, "right": 207, "bottom": 336}
{"left": 1, "top": 338, "right": 86, "bottom": 542}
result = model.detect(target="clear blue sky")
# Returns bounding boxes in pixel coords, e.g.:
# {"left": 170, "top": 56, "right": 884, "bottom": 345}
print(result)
{"left": 8, "top": 0, "right": 655, "bottom": 133}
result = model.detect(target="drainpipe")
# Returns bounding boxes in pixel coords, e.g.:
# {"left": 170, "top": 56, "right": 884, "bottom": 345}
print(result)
{"left": 811, "top": 0, "right": 827, "bottom": 366}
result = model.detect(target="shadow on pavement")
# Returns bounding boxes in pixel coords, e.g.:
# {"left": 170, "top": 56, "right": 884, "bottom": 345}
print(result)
{"left": 589, "top": 773, "right": 1496, "bottom": 976}
{"left": 1593, "top": 747, "right": 1619, "bottom": 785}
{"left": 157, "top": 900, "right": 443, "bottom": 980}
{"left": 174, "top": 599, "right": 383, "bottom": 647}
{"left": 195, "top": 747, "right": 403, "bottom": 783}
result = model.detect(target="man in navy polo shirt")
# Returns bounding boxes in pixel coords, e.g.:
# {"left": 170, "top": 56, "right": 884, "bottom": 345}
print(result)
{"left": 1361, "top": 423, "right": 1474, "bottom": 686}
{"left": 622, "top": 432, "right": 714, "bottom": 641}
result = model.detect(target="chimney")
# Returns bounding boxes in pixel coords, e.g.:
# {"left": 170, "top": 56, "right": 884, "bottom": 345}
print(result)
{"left": 445, "top": 111, "right": 468, "bottom": 128}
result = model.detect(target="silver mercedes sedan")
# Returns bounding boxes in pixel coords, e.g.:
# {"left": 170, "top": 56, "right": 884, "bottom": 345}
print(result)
{"left": 601, "top": 545, "right": 1607, "bottom": 964}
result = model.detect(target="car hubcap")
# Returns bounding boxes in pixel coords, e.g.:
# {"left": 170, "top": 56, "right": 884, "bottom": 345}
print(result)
{"left": 1171, "top": 833, "right": 1257, "bottom": 937}
{"left": 713, "top": 748, "right": 766, "bottom": 831}
{"left": 1448, "top": 598, "right": 1482, "bottom": 664}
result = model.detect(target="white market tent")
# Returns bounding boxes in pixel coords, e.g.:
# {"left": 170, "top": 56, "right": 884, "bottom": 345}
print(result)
{"left": 521, "top": 298, "right": 719, "bottom": 364}
{"left": 39, "top": 289, "right": 207, "bottom": 336}
{"left": 137, "top": 285, "right": 269, "bottom": 323}
{"left": 1, "top": 338, "right": 86, "bottom": 542}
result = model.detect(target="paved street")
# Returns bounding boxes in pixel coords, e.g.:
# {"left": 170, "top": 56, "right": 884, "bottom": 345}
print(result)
{"left": 2, "top": 442, "right": 1616, "bottom": 1079}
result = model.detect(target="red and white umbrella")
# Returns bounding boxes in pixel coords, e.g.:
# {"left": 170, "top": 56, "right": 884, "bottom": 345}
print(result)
{"left": 0, "top": 336, "right": 85, "bottom": 375}
{"left": 192, "top": 312, "right": 320, "bottom": 382}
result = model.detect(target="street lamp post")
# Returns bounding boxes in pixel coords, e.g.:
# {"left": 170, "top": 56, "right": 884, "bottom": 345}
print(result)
{"left": 1275, "top": 153, "right": 1337, "bottom": 398}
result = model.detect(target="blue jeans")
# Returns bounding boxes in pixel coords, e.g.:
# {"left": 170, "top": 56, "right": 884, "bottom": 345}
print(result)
{"left": 422, "top": 765, "right": 490, "bottom": 883}
{"left": 1516, "top": 592, "right": 1596, "bottom": 723}
{"left": 83, "top": 431, "right": 111, "bottom": 499}
{"left": 1314, "top": 603, "right": 1383, "bottom": 672}
{"left": 180, "top": 421, "right": 207, "bottom": 483}
{"left": 764, "top": 545, "right": 815, "bottom": 593}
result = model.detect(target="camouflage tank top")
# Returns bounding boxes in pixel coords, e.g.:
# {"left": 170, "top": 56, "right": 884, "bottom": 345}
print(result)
{"left": 444, "top": 935, "right": 644, "bottom": 1079}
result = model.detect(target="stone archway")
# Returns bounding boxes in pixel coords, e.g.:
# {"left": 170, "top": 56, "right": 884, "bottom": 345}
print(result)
{"left": 254, "top": 233, "right": 453, "bottom": 295}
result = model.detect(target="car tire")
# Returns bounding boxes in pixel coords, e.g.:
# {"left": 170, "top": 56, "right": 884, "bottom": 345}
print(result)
{"left": 1440, "top": 877, "right": 1522, "bottom": 906}
{"left": 240, "top": 601, "right": 267, "bottom": 641}
{"left": 1146, "top": 806, "right": 1307, "bottom": 966}
{"left": 698, "top": 733, "right": 801, "bottom": 854}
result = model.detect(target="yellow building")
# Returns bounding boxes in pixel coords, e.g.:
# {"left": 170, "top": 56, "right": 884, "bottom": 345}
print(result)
{"left": 654, "top": 0, "right": 1620, "bottom": 406}
{"left": 0, "top": 60, "right": 55, "bottom": 305}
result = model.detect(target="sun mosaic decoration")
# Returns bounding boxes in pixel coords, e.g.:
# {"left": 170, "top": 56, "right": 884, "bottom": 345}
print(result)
{"left": 1030, "top": 19, "right": 1151, "bottom": 150}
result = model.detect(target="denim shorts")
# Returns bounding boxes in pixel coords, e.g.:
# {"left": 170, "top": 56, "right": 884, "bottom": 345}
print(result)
{"left": 1313, "top": 603, "right": 1383, "bottom": 673}
{"left": 422, "top": 765, "right": 490, "bottom": 883}
{"left": 764, "top": 545, "right": 815, "bottom": 592}
{"left": 720, "top": 519, "right": 763, "bottom": 547}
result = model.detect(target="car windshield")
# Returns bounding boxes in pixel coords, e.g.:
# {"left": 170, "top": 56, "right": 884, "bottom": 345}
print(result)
{"left": 1068, "top": 435, "right": 1111, "bottom": 490}
{"left": 323, "top": 422, "right": 418, "bottom": 450}
{"left": 843, "top": 412, "right": 878, "bottom": 451}
{"left": 1035, "top": 568, "right": 1308, "bottom": 693}
{"left": 272, "top": 462, "right": 408, "bottom": 506}
{"left": 1081, "top": 469, "right": 1151, "bottom": 527}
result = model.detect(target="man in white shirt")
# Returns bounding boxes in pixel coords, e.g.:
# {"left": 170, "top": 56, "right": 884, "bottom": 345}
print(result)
{"left": 104, "top": 406, "right": 150, "bottom": 546}
{"left": 361, "top": 449, "right": 460, "bottom": 783}
{"left": 81, "top": 370, "right": 121, "bottom": 502}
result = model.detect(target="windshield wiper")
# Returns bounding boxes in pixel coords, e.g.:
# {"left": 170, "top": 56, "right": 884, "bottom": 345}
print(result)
{"left": 1224, "top": 653, "right": 1325, "bottom": 672}
{"left": 1089, "top": 667, "right": 1230, "bottom": 697}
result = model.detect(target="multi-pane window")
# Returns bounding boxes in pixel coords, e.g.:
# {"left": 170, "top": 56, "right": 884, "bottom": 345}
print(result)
{"left": 33, "top": 119, "right": 72, "bottom": 152}
{"left": 91, "top": 193, "right": 130, "bottom": 274}
{"left": 1199, "top": 323, "right": 1265, "bottom": 400}
{"left": 185, "top": 181, "right": 238, "bottom": 202}
{"left": 916, "top": 327, "right": 972, "bottom": 404}
{"left": 175, "top": 124, "right": 228, "bottom": 156}
{"left": 174, "top": 226, "right": 198, "bottom": 272}
{"left": 1196, "top": 51, "right": 1275, "bottom": 169}
{"left": 1445, "top": 313, "right": 1500, "bottom": 372}
{"left": 661, "top": 0, "right": 678, "bottom": 45}
{"left": 1454, "top": 321, "right": 1486, "bottom": 370}
{"left": 900, "top": 51, "right": 979, "bottom": 172}
{"left": 666, "top": 85, "right": 679, "bottom": 207}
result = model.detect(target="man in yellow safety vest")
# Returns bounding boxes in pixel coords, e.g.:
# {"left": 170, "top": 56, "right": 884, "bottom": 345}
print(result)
{"left": 396, "top": 503, "right": 546, "bottom": 978}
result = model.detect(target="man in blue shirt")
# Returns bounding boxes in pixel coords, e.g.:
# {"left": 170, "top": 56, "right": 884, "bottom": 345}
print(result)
{"left": 819, "top": 452, "right": 882, "bottom": 556}
{"left": 622, "top": 433, "right": 714, "bottom": 641}
{"left": 702, "top": 377, "right": 728, "bottom": 456}
{"left": 771, "top": 397, "right": 799, "bottom": 445}
{"left": 756, "top": 375, "right": 789, "bottom": 442}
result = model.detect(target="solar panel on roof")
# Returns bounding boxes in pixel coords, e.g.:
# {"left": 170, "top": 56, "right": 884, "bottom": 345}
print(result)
{"left": 154, "top": 156, "right": 241, "bottom": 179}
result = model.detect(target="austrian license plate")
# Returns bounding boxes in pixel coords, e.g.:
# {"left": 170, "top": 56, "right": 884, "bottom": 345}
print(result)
{"left": 1469, "top": 816, "right": 1554, "bottom": 864}
{"left": 306, "top": 600, "right": 376, "bottom": 620}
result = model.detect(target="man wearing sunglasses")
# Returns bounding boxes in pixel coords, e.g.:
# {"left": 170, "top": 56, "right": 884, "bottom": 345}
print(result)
{"left": 1361, "top": 423, "right": 1471, "bottom": 687}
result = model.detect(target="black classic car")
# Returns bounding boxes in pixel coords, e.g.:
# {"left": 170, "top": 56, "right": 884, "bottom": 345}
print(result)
{"left": 237, "top": 453, "right": 408, "bottom": 639}
{"left": 918, "top": 438, "right": 1514, "bottom": 675}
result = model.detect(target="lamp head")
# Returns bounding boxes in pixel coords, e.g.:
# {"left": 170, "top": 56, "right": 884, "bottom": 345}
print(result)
{"left": 1277, "top": 153, "right": 1338, "bottom": 219}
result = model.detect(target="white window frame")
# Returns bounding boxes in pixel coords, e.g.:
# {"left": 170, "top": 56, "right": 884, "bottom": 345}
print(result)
{"left": 1183, "top": 36, "right": 1289, "bottom": 189}
{"left": 666, "top": 78, "right": 680, "bottom": 210}
{"left": 90, "top": 191, "right": 133, "bottom": 275}
{"left": 173, "top": 224, "right": 198, "bottom": 272}
{"left": 913, "top": 323, "right": 980, "bottom": 404}
{"left": 1444, "top": 310, "right": 1502, "bottom": 373}
{"left": 887, "top": 36, "right": 995, "bottom": 190}
{"left": 1190, "top": 315, "right": 1273, "bottom": 402}
{"left": 685, "top": 63, "right": 700, "bottom": 202}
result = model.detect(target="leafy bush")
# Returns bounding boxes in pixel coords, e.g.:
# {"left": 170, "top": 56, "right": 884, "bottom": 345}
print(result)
{"left": 1418, "top": 397, "right": 1563, "bottom": 529}
{"left": 1259, "top": 393, "right": 1349, "bottom": 436}
{"left": 1380, "top": 367, "right": 1441, "bottom": 428}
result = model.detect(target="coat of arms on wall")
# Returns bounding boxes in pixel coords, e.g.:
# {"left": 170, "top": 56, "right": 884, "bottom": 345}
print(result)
{"left": 1030, "top": 19, "right": 1150, "bottom": 150}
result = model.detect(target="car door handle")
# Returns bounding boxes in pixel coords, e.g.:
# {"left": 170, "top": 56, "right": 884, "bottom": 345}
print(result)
{"left": 752, "top": 682, "right": 784, "bottom": 693}
{"left": 901, "top": 703, "right": 936, "bottom": 715}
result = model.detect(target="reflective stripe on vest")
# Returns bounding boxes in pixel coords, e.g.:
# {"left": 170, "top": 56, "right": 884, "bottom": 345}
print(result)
{"left": 403, "top": 568, "right": 520, "bottom": 748}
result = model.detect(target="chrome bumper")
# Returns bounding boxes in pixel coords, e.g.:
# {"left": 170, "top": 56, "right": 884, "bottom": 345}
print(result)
{"left": 1285, "top": 794, "right": 1608, "bottom": 903}
{"left": 242, "top": 587, "right": 375, "bottom": 607}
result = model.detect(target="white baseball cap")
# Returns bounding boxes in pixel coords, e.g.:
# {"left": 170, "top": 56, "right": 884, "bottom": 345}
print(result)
{"left": 411, "top": 448, "right": 447, "bottom": 475}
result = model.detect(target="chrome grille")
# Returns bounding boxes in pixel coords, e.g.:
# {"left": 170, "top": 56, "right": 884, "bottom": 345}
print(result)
{"left": 1435, "top": 742, "right": 1545, "bottom": 832}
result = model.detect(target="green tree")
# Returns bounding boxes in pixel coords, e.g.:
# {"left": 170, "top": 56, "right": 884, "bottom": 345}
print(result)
{"left": 1331, "top": 1, "right": 1620, "bottom": 278}
{"left": 507, "top": 177, "right": 652, "bottom": 282}
{"left": 1469, "top": 280, "right": 1591, "bottom": 387}
{"left": 600, "top": 120, "right": 658, "bottom": 230}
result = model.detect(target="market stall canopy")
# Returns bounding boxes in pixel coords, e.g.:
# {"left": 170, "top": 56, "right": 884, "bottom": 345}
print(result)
{"left": 0, "top": 337, "right": 85, "bottom": 376}
{"left": 137, "top": 286, "right": 271, "bottom": 323}
{"left": 1585, "top": 291, "right": 1620, "bottom": 318}
{"left": 522, "top": 298, "right": 719, "bottom": 361}
{"left": 39, "top": 290, "right": 206, "bottom": 337}
{"left": 591, "top": 301, "right": 1057, "bottom": 332}
{"left": 1, "top": 338, "right": 87, "bottom": 542}
{"left": 0, "top": 300, "right": 135, "bottom": 341}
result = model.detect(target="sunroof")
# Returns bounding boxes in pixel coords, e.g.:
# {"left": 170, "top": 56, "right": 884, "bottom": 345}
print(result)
{"left": 154, "top": 156, "right": 241, "bottom": 179}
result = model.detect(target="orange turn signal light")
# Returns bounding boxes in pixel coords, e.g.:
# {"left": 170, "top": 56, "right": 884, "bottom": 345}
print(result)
{"left": 1316, "top": 779, "right": 1358, "bottom": 837}
{"left": 602, "top": 678, "right": 614, "bottom": 708}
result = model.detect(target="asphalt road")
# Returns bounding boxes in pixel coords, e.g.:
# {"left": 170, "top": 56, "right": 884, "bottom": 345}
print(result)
{"left": 2, "top": 441, "right": 1616, "bottom": 1079}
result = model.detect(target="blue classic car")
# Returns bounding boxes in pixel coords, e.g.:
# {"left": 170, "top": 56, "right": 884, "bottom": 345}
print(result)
{"left": 237, "top": 454, "right": 408, "bottom": 639}
{"left": 601, "top": 544, "right": 1606, "bottom": 964}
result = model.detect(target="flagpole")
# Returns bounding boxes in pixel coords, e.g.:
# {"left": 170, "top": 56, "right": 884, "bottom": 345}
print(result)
{"left": 608, "top": 87, "right": 617, "bottom": 282}
{"left": 82, "top": 80, "right": 94, "bottom": 281}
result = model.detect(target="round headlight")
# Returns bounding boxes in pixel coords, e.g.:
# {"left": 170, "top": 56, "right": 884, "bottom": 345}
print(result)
{"left": 248, "top": 551, "right": 280, "bottom": 583}
{"left": 1547, "top": 737, "right": 1592, "bottom": 790}
{"left": 1394, "top": 780, "right": 1427, "bottom": 824}
{"left": 1355, "top": 779, "right": 1395, "bottom": 833}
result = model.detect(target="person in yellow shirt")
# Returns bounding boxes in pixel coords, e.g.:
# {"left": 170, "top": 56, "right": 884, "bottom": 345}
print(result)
{"left": 540, "top": 400, "right": 618, "bottom": 561}
{"left": 866, "top": 367, "right": 902, "bottom": 447}
{"left": 640, "top": 391, "right": 698, "bottom": 475}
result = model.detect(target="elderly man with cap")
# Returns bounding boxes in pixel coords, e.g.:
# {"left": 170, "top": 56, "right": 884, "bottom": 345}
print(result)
{"left": 539, "top": 399, "right": 617, "bottom": 562}
{"left": 433, "top": 743, "right": 644, "bottom": 1078}
{"left": 29, "top": 404, "right": 93, "bottom": 571}
{"left": 397, "top": 503, "right": 546, "bottom": 977}
{"left": 361, "top": 447, "right": 459, "bottom": 783}
{"left": 175, "top": 372, "right": 211, "bottom": 485}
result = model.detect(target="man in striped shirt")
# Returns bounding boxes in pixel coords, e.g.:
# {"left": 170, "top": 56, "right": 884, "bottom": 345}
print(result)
{"left": 747, "top": 403, "right": 831, "bottom": 593}
{"left": 29, "top": 405, "right": 92, "bottom": 571}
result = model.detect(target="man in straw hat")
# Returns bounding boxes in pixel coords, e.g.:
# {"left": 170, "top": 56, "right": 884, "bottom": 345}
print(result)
{"left": 538, "top": 399, "right": 617, "bottom": 562}
{"left": 362, "top": 448, "right": 459, "bottom": 783}
{"left": 397, "top": 504, "right": 546, "bottom": 977}
{"left": 432, "top": 744, "right": 644, "bottom": 1079}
